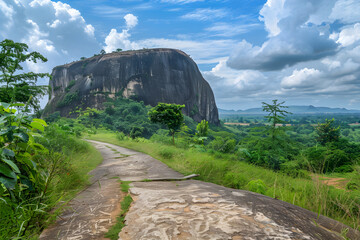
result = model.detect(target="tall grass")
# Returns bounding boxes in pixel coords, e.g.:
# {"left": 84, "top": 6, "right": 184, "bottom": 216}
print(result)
{"left": 0, "top": 129, "right": 103, "bottom": 239}
{"left": 88, "top": 131, "right": 360, "bottom": 230}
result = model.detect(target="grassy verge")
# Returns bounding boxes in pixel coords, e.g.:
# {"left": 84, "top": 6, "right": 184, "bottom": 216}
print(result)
{"left": 0, "top": 140, "right": 103, "bottom": 239}
{"left": 41, "top": 141, "right": 103, "bottom": 237}
{"left": 88, "top": 131, "right": 360, "bottom": 231}
{"left": 49, "top": 142, "right": 103, "bottom": 202}
{"left": 105, "top": 181, "right": 133, "bottom": 240}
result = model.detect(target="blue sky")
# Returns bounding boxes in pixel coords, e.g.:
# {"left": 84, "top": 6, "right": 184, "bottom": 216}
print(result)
{"left": 1, "top": 0, "right": 360, "bottom": 110}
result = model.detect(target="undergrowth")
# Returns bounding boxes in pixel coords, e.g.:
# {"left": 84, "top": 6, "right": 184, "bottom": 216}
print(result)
{"left": 0, "top": 127, "right": 103, "bottom": 239}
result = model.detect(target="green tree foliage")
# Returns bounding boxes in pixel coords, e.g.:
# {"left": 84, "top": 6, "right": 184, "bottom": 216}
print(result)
{"left": 0, "top": 102, "right": 48, "bottom": 196}
{"left": 0, "top": 39, "right": 50, "bottom": 112}
{"left": 196, "top": 120, "right": 209, "bottom": 137}
{"left": 148, "top": 103, "right": 185, "bottom": 144}
{"left": 0, "top": 102, "right": 49, "bottom": 237}
{"left": 74, "top": 98, "right": 162, "bottom": 138}
{"left": 262, "top": 99, "right": 291, "bottom": 140}
{"left": 316, "top": 118, "right": 340, "bottom": 145}
{"left": 236, "top": 100, "right": 296, "bottom": 170}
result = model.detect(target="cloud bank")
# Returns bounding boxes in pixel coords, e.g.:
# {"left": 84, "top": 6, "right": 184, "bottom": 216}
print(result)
{"left": 209, "top": 0, "right": 360, "bottom": 109}
{"left": 0, "top": 0, "right": 100, "bottom": 75}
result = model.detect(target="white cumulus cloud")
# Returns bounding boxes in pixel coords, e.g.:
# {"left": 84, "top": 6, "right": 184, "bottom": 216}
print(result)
{"left": 1, "top": 0, "right": 100, "bottom": 76}
{"left": 336, "top": 23, "right": 360, "bottom": 47}
{"left": 203, "top": 59, "right": 267, "bottom": 100}
{"left": 124, "top": 13, "right": 138, "bottom": 29}
{"left": 281, "top": 68, "right": 322, "bottom": 89}
{"left": 103, "top": 14, "right": 140, "bottom": 52}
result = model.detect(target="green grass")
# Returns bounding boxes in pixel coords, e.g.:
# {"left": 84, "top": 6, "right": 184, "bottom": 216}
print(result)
{"left": 47, "top": 142, "right": 103, "bottom": 202}
{"left": 88, "top": 131, "right": 360, "bottom": 231}
{"left": 119, "top": 181, "right": 131, "bottom": 193}
{"left": 0, "top": 140, "right": 103, "bottom": 239}
{"left": 105, "top": 180, "right": 133, "bottom": 240}
{"left": 105, "top": 195, "right": 133, "bottom": 240}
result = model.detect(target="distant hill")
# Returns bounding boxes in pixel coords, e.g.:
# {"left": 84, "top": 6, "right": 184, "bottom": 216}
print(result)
{"left": 219, "top": 105, "right": 360, "bottom": 115}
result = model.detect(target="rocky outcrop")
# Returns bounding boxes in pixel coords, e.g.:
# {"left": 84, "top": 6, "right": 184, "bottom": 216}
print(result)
{"left": 43, "top": 48, "right": 219, "bottom": 124}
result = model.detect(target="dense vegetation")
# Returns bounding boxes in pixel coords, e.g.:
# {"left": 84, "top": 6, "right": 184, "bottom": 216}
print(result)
{"left": 0, "top": 40, "right": 103, "bottom": 239}
{"left": 50, "top": 95, "right": 360, "bottom": 178}
{"left": 0, "top": 103, "right": 102, "bottom": 239}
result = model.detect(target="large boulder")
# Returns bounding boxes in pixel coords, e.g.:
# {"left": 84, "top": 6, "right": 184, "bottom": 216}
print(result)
{"left": 43, "top": 48, "right": 219, "bottom": 125}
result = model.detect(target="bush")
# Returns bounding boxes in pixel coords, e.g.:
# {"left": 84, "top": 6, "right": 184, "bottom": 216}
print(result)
{"left": 45, "top": 111, "right": 61, "bottom": 123}
{"left": 130, "top": 126, "right": 143, "bottom": 139}
{"left": 346, "top": 181, "right": 359, "bottom": 191}
{"left": 209, "top": 137, "right": 236, "bottom": 153}
{"left": 246, "top": 179, "right": 268, "bottom": 195}
{"left": 326, "top": 149, "right": 350, "bottom": 172}
{"left": 305, "top": 146, "right": 327, "bottom": 173}
{"left": 57, "top": 91, "right": 80, "bottom": 107}
{"left": 280, "top": 161, "right": 310, "bottom": 179}
{"left": 223, "top": 172, "right": 248, "bottom": 189}
{"left": 116, "top": 132, "right": 127, "bottom": 141}
{"left": 36, "top": 124, "right": 88, "bottom": 154}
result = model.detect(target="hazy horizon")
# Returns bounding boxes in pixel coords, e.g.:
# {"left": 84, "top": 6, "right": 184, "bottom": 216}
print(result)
{"left": 219, "top": 104, "right": 360, "bottom": 112}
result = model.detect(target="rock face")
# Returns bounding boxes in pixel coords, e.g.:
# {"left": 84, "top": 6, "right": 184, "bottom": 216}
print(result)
{"left": 43, "top": 48, "right": 219, "bottom": 124}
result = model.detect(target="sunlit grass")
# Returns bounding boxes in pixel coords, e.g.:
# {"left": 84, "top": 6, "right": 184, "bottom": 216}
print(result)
{"left": 88, "top": 130, "right": 360, "bottom": 230}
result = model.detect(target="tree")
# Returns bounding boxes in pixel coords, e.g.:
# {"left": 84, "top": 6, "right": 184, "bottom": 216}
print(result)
{"left": 262, "top": 99, "right": 291, "bottom": 140}
{"left": 116, "top": 48, "right": 122, "bottom": 52}
{"left": 100, "top": 49, "right": 106, "bottom": 55}
{"left": 315, "top": 118, "right": 340, "bottom": 145}
{"left": 148, "top": 103, "right": 185, "bottom": 144}
{"left": 0, "top": 39, "right": 50, "bottom": 112}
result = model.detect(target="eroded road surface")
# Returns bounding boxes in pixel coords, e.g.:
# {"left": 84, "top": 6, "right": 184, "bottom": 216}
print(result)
{"left": 40, "top": 140, "right": 360, "bottom": 240}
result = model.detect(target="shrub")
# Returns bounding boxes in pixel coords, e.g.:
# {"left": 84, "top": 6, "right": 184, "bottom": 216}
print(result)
{"left": 209, "top": 137, "right": 236, "bottom": 153}
{"left": 45, "top": 111, "right": 61, "bottom": 123}
{"left": 116, "top": 132, "right": 126, "bottom": 141}
{"left": 223, "top": 172, "right": 248, "bottom": 189}
{"left": 305, "top": 146, "right": 327, "bottom": 173}
{"left": 280, "top": 161, "right": 310, "bottom": 179}
{"left": 246, "top": 179, "right": 268, "bottom": 195}
{"left": 326, "top": 149, "right": 350, "bottom": 172}
{"left": 346, "top": 181, "right": 359, "bottom": 191}
{"left": 57, "top": 91, "right": 80, "bottom": 107}
{"left": 65, "top": 80, "right": 76, "bottom": 92}
{"left": 130, "top": 126, "right": 143, "bottom": 139}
